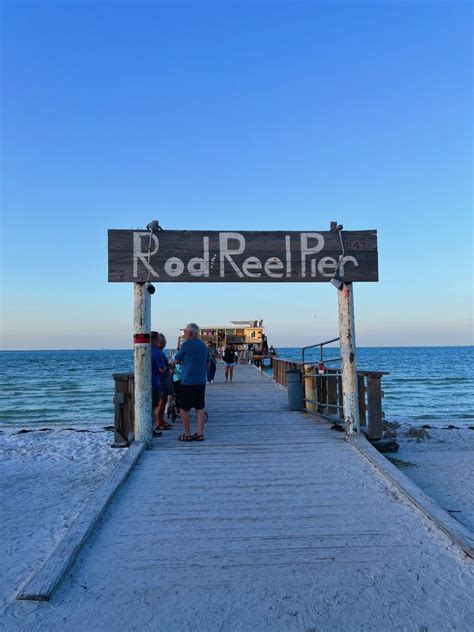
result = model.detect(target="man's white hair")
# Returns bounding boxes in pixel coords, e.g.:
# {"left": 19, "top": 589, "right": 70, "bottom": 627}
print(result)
{"left": 185, "top": 322, "right": 199, "bottom": 337}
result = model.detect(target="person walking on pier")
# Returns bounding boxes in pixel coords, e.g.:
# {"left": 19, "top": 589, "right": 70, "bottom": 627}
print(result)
{"left": 172, "top": 323, "right": 210, "bottom": 442}
{"left": 207, "top": 342, "right": 218, "bottom": 383}
{"left": 223, "top": 344, "right": 236, "bottom": 383}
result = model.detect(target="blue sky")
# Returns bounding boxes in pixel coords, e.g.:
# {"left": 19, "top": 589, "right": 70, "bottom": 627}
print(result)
{"left": 1, "top": 1, "right": 472, "bottom": 349}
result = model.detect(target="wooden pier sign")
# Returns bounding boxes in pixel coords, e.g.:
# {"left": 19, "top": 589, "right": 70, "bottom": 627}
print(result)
{"left": 108, "top": 230, "right": 378, "bottom": 283}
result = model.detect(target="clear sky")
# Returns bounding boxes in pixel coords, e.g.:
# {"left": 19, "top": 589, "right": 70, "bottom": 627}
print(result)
{"left": 1, "top": 1, "right": 472, "bottom": 350}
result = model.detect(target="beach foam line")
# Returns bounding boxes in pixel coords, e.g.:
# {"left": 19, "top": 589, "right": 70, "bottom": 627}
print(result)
{"left": 351, "top": 434, "right": 474, "bottom": 559}
{"left": 16, "top": 441, "right": 145, "bottom": 601}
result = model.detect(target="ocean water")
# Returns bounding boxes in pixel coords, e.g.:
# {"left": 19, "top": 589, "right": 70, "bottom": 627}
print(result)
{"left": 0, "top": 347, "right": 472, "bottom": 427}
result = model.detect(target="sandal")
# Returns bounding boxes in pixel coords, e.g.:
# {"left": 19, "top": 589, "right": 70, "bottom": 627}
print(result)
{"left": 192, "top": 433, "right": 204, "bottom": 442}
{"left": 178, "top": 434, "right": 193, "bottom": 442}
{"left": 157, "top": 421, "right": 173, "bottom": 430}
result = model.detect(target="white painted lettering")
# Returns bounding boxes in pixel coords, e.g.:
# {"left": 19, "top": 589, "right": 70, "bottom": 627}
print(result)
{"left": 339, "top": 255, "right": 359, "bottom": 276}
{"left": 133, "top": 232, "right": 159, "bottom": 278}
{"left": 265, "top": 257, "right": 284, "bottom": 278}
{"left": 300, "top": 232, "right": 324, "bottom": 277}
{"left": 242, "top": 256, "right": 262, "bottom": 277}
{"left": 164, "top": 257, "right": 185, "bottom": 277}
{"left": 318, "top": 256, "right": 338, "bottom": 277}
{"left": 187, "top": 237, "right": 209, "bottom": 277}
{"left": 285, "top": 235, "right": 291, "bottom": 277}
{"left": 219, "top": 232, "right": 245, "bottom": 278}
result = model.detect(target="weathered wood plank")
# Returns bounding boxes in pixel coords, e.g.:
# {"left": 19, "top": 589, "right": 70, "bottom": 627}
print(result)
{"left": 108, "top": 229, "right": 378, "bottom": 282}
{"left": 367, "top": 375, "right": 383, "bottom": 439}
{"left": 17, "top": 442, "right": 146, "bottom": 601}
{"left": 9, "top": 363, "right": 474, "bottom": 631}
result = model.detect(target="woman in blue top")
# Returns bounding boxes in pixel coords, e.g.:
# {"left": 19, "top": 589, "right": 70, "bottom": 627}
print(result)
{"left": 151, "top": 332, "right": 173, "bottom": 431}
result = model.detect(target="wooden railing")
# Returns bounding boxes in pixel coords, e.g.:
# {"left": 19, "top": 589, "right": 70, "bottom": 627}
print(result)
{"left": 270, "top": 358, "right": 387, "bottom": 440}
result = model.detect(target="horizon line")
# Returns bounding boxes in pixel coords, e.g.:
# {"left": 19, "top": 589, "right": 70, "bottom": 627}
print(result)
{"left": 1, "top": 345, "right": 473, "bottom": 352}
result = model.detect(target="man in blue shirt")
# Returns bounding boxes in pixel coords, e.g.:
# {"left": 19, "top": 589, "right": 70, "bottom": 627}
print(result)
{"left": 172, "top": 323, "right": 210, "bottom": 442}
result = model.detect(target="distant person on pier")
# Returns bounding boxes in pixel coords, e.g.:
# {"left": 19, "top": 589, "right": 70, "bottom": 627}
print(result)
{"left": 223, "top": 344, "right": 236, "bottom": 383}
{"left": 172, "top": 323, "right": 210, "bottom": 442}
{"left": 151, "top": 332, "right": 172, "bottom": 434}
{"left": 207, "top": 343, "right": 217, "bottom": 383}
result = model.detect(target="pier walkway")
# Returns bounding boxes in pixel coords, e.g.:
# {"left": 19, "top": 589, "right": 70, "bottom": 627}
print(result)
{"left": 9, "top": 364, "right": 474, "bottom": 631}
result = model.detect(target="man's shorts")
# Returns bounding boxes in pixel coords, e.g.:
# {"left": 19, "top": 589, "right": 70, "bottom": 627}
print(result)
{"left": 179, "top": 384, "right": 206, "bottom": 411}
{"left": 152, "top": 388, "right": 161, "bottom": 408}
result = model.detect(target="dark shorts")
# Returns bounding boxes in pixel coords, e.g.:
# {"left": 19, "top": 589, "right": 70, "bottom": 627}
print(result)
{"left": 152, "top": 388, "right": 162, "bottom": 407}
{"left": 179, "top": 384, "right": 206, "bottom": 411}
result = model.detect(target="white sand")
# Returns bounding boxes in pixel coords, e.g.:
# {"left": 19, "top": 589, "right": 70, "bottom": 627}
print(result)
{"left": 0, "top": 426, "right": 125, "bottom": 616}
{"left": 391, "top": 422, "right": 474, "bottom": 533}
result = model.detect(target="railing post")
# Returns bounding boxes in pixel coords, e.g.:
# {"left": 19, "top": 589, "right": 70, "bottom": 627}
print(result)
{"left": 358, "top": 374, "right": 367, "bottom": 427}
{"left": 133, "top": 282, "right": 152, "bottom": 447}
{"left": 367, "top": 375, "right": 383, "bottom": 440}
{"left": 304, "top": 365, "right": 316, "bottom": 412}
{"left": 337, "top": 374, "right": 344, "bottom": 421}
{"left": 112, "top": 372, "right": 134, "bottom": 447}
{"left": 327, "top": 369, "right": 337, "bottom": 416}
{"left": 337, "top": 282, "right": 360, "bottom": 435}
{"left": 320, "top": 372, "right": 328, "bottom": 414}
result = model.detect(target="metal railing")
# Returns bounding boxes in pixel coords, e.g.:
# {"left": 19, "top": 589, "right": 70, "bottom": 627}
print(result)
{"left": 301, "top": 337, "right": 342, "bottom": 415}
{"left": 271, "top": 341, "right": 388, "bottom": 440}
{"left": 301, "top": 336, "right": 340, "bottom": 366}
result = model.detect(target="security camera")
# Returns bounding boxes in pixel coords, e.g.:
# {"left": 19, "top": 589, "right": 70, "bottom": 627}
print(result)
{"left": 147, "top": 284, "right": 156, "bottom": 295}
{"left": 147, "top": 220, "right": 162, "bottom": 231}
{"left": 330, "top": 276, "right": 344, "bottom": 290}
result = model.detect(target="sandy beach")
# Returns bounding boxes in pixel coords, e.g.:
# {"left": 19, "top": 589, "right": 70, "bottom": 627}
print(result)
{"left": 0, "top": 426, "right": 125, "bottom": 617}
{"left": 392, "top": 422, "right": 474, "bottom": 533}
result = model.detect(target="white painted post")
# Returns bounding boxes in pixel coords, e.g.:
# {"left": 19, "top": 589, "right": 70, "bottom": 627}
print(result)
{"left": 337, "top": 282, "right": 360, "bottom": 435}
{"left": 133, "top": 282, "right": 152, "bottom": 447}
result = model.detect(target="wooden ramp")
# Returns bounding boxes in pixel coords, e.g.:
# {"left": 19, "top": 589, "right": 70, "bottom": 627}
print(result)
{"left": 9, "top": 364, "right": 474, "bottom": 631}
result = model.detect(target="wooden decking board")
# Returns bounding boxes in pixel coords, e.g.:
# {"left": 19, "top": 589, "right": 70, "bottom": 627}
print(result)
{"left": 10, "top": 362, "right": 474, "bottom": 631}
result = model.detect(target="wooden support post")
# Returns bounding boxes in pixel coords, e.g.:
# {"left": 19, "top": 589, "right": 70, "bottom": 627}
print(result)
{"left": 112, "top": 372, "right": 135, "bottom": 447}
{"left": 327, "top": 371, "right": 337, "bottom": 416}
{"left": 337, "top": 282, "right": 360, "bottom": 435}
{"left": 367, "top": 375, "right": 383, "bottom": 440}
{"left": 321, "top": 373, "right": 328, "bottom": 414}
{"left": 337, "top": 373, "right": 344, "bottom": 421}
{"left": 133, "top": 283, "right": 152, "bottom": 447}
{"left": 304, "top": 365, "right": 316, "bottom": 411}
{"left": 358, "top": 374, "right": 367, "bottom": 427}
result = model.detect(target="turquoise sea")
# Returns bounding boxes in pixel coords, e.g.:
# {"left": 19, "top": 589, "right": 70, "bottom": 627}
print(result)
{"left": 0, "top": 347, "right": 472, "bottom": 426}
